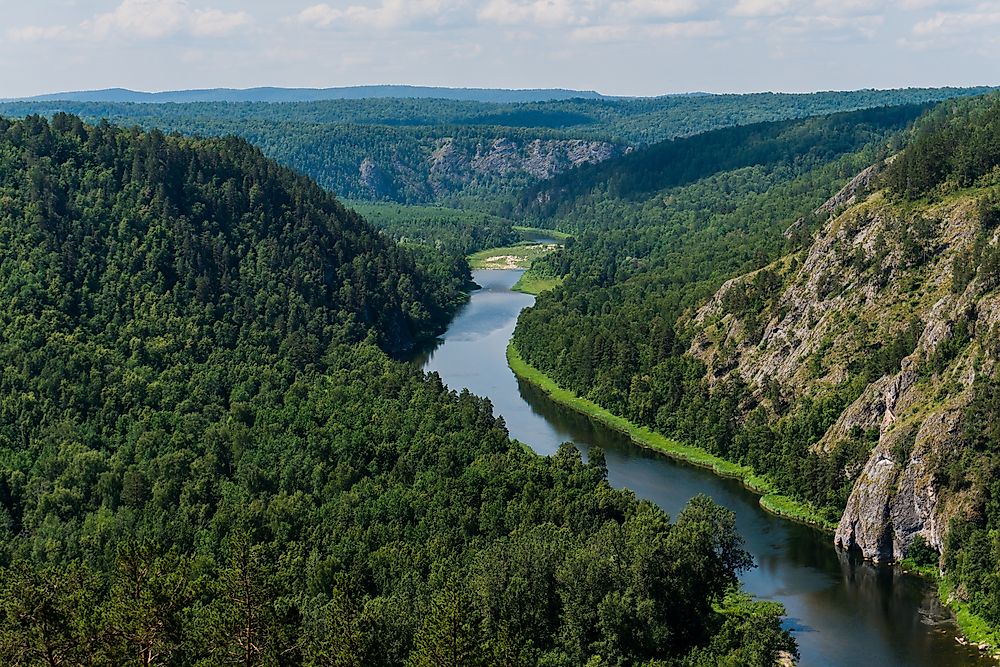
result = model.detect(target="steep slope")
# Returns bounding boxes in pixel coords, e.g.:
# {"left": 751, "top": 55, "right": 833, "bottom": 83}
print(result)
{"left": 512, "top": 105, "right": 926, "bottom": 413}
{"left": 685, "top": 93, "right": 1000, "bottom": 629}
{"left": 512, "top": 91, "right": 1000, "bottom": 633}
{"left": 517, "top": 104, "right": 927, "bottom": 223}
{"left": 689, "top": 182, "right": 995, "bottom": 559}
{"left": 0, "top": 114, "right": 466, "bottom": 356}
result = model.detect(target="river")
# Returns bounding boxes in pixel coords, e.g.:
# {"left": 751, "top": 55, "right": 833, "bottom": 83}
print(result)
{"left": 415, "top": 268, "right": 989, "bottom": 667}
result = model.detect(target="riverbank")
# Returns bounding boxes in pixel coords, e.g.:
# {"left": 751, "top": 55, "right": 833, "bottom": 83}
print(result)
{"left": 898, "top": 559, "right": 1000, "bottom": 659}
{"left": 506, "top": 342, "right": 836, "bottom": 531}
{"left": 509, "top": 339, "right": 1000, "bottom": 655}
{"left": 512, "top": 270, "right": 563, "bottom": 295}
{"left": 942, "top": 583, "right": 1000, "bottom": 658}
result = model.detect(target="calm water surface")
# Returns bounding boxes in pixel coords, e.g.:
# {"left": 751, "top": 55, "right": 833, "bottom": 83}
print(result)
{"left": 416, "top": 269, "right": 988, "bottom": 667}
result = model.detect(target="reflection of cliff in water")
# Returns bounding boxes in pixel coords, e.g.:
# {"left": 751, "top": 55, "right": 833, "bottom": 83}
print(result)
{"left": 514, "top": 362, "right": 980, "bottom": 665}
{"left": 836, "top": 548, "right": 956, "bottom": 631}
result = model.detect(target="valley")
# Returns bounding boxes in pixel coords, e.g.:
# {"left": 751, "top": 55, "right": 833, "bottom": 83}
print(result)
{"left": 5, "top": 82, "right": 1000, "bottom": 665}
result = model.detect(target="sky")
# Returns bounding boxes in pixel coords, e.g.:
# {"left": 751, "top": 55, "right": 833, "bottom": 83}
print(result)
{"left": 2, "top": 0, "right": 999, "bottom": 97}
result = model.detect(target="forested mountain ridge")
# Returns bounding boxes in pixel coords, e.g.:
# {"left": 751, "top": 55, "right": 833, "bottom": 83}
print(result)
{"left": 512, "top": 105, "right": 928, "bottom": 388}
{"left": 517, "top": 104, "right": 929, "bottom": 222}
{"left": 514, "top": 93, "right": 1000, "bottom": 632}
{"left": 10, "top": 85, "right": 607, "bottom": 104}
{"left": 0, "top": 114, "right": 795, "bottom": 665}
{"left": 0, "top": 86, "right": 989, "bottom": 205}
{"left": 687, "top": 94, "right": 1000, "bottom": 621}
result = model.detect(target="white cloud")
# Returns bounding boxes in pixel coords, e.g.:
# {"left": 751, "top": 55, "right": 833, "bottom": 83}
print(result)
{"left": 10, "top": 0, "right": 253, "bottom": 42}
{"left": 730, "top": 0, "right": 795, "bottom": 18}
{"left": 899, "top": 2, "right": 1000, "bottom": 52}
{"left": 912, "top": 5, "right": 1000, "bottom": 36}
{"left": 477, "top": 0, "right": 703, "bottom": 29}
{"left": 190, "top": 8, "right": 253, "bottom": 37}
{"left": 296, "top": 0, "right": 462, "bottom": 30}
{"left": 813, "top": 0, "right": 883, "bottom": 15}
{"left": 570, "top": 24, "right": 630, "bottom": 42}
{"left": 87, "top": 0, "right": 188, "bottom": 39}
{"left": 571, "top": 17, "right": 721, "bottom": 42}
{"left": 898, "top": 0, "right": 969, "bottom": 9}
{"left": 764, "top": 12, "right": 886, "bottom": 41}
{"left": 477, "top": 0, "right": 583, "bottom": 27}
{"left": 610, "top": 0, "right": 701, "bottom": 20}
{"left": 648, "top": 19, "right": 724, "bottom": 37}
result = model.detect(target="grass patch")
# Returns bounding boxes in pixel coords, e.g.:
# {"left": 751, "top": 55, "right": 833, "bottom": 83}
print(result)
{"left": 469, "top": 242, "right": 561, "bottom": 270}
{"left": 937, "top": 578, "right": 1000, "bottom": 656}
{"left": 512, "top": 271, "right": 564, "bottom": 295}
{"left": 899, "top": 558, "right": 938, "bottom": 578}
{"left": 507, "top": 342, "right": 836, "bottom": 532}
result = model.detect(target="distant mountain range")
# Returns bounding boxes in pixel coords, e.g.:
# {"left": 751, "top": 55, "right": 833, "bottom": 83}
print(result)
{"left": 7, "top": 85, "right": 611, "bottom": 104}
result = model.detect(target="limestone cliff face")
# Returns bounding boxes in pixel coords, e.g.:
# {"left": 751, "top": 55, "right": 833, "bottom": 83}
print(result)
{"left": 364, "top": 137, "right": 622, "bottom": 201}
{"left": 465, "top": 137, "right": 618, "bottom": 180}
{"left": 688, "top": 175, "right": 1000, "bottom": 562}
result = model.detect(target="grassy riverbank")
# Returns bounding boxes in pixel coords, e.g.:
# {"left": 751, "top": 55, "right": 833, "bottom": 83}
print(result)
{"left": 511, "top": 340, "right": 1000, "bottom": 654}
{"left": 512, "top": 270, "right": 563, "bottom": 295}
{"left": 910, "top": 569, "right": 1000, "bottom": 657}
{"left": 506, "top": 342, "right": 836, "bottom": 531}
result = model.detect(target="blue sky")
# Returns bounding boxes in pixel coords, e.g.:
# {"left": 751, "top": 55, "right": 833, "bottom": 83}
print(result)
{"left": 3, "top": 0, "right": 999, "bottom": 97}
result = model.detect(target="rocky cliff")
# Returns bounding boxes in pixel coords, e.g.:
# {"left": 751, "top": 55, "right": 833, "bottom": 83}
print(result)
{"left": 363, "top": 136, "right": 622, "bottom": 201}
{"left": 688, "top": 172, "right": 1000, "bottom": 562}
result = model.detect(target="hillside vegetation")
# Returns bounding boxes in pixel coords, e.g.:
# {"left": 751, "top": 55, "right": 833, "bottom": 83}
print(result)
{"left": 347, "top": 201, "right": 520, "bottom": 255}
{"left": 0, "top": 86, "right": 987, "bottom": 205}
{"left": 513, "top": 92, "right": 1000, "bottom": 635}
{"left": 0, "top": 114, "right": 795, "bottom": 666}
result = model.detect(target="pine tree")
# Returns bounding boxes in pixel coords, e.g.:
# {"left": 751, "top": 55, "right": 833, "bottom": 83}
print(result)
{"left": 406, "top": 578, "right": 484, "bottom": 667}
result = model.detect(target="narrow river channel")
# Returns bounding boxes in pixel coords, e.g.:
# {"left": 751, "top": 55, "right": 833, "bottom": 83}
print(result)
{"left": 414, "top": 268, "right": 989, "bottom": 667}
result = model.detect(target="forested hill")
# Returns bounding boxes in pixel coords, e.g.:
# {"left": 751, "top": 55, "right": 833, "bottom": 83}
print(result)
{"left": 0, "top": 113, "right": 467, "bottom": 357}
{"left": 11, "top": 85, "right": 607, "bottom": 104}
{"left": 512, "top": 92, "right": 1000, "bottom": 636}
{"left": 518, "top": 104, "right": 929, "bottom": 221}
{"left": 510, "top": 103, "right": 933, "bottom": 522}
{"left": 0, "top": 86, "right": 988, "bottom": 205}
{"left": 0, "top": 114, "right": 795, "bottom": 664}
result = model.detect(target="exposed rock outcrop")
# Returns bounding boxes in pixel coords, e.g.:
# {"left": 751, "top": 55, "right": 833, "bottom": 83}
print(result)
{"left": 471, "top": 137, "right": 619, "bottom": 179}
{"left": 355, "top": 137, "right": 623, "bottom": 201}
{"left": 689, "top": 170, "right": 1000, "bottom": 562}
{"left": 359, "top": 157, "right": 393, "bottom": 199}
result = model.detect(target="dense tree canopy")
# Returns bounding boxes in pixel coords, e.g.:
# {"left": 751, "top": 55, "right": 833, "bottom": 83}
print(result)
{"left": 511, "top": 105, "right": 926, "bottom": 525}
{"left": 513, "top": 93, "right": 1000, "bottom": 635}
{"left": 884, "top": 92, "right": 1000, "bottom": 198}
{"left": 0, "top": 86, "right": 987, "bottom": 205}
{"left": 0, "top": 114, "right": 794, "bottom": 665}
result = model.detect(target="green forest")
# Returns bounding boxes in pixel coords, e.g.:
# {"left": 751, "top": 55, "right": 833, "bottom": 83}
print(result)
{"left": 0, "top": 114, "right": 795, "bottom": 665}
{"left": 0, "top": 86, "right": 988, "bottom": 205}
{"left": 347, "top": 201, "right": 520, "bottom": 256}
{"left": 512, "top": 92, "right": 1000, "bottom": 633}
{"left": 883, "top": 94, "right": 1000, "bottom": 629}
